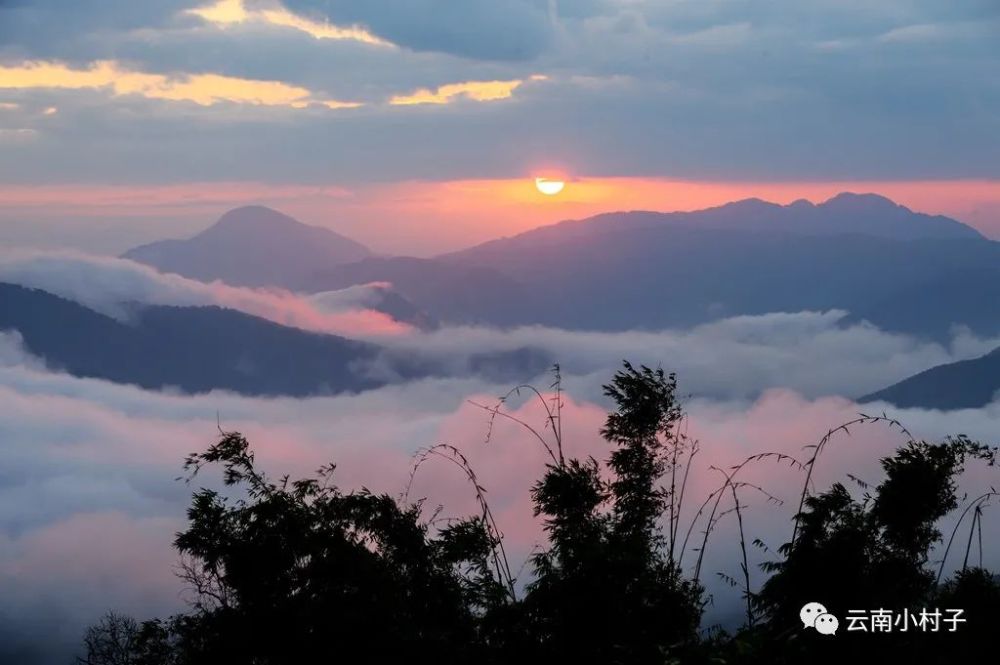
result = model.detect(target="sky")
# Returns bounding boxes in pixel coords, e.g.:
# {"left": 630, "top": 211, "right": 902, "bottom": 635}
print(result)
{"left": 1, "top": 0, "right": 999, "bottom": 253}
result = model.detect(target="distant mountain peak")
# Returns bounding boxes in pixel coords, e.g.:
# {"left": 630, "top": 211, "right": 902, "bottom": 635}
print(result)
{"left": 690, "top": 192, "right": 979, "bottom": 239}
{"left": 203, "top": 205, "right": 320, "bottom": 237}
{"left": 214, "top": 205, "right": 296, "bottom": 226}
{"left": 719, "top": 197, "right": 782, "bottom": 212}
{"left": 224, "top": 204, "right": 283, "bottom": 217}
{"left": 821, "top": 192, "right": 903, "bottom": 212}
{"left": 124, "top": 206, "right": 372, "bottom": 289}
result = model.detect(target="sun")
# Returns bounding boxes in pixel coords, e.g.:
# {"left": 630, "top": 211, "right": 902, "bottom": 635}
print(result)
{"left": 535, "top": 177, "right": 566, "bottom": 196}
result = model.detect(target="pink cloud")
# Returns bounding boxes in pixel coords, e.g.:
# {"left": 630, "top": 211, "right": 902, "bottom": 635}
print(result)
{"left": 2, "top": 350, "right": 999, "bottom": 655}
{"left": 0, "top": 250, "right": 414, "bottom": 338}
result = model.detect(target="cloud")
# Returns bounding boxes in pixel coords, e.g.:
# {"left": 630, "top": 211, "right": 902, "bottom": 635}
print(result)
{"left": 0, "top": 512, "right": 182, "bottom": 664}
{"left": 876, "top": 21, "right": 989, "bottom": 44}
{"left": 6, "top": 249, "right": 1000, "bottom": 399}
{"left": 0, "top": 334, "right": 999, "bottom": 662}
{"left": 1, "top": 0, "right": 998, "bottom": 187}
{"left": 0, "top": 127, "right": 36, "bottom": 142}
{"left": 669, "top": 22, "right": 753, "bottom": 47}
{"left": 0, "top": 250, "right": 412, "bottom": 337}
{"left": 389, "top": 78, "right": 533, "bottom": 105}
{"left": 283, "top": 0, "right": 554, "bottom": 61}
{"left": 4, "top": 249, "right": 999, "bottom": 397}
{"left": 0, "top": 60, "right": 362, "bottom": 109}
{"left": 186, "top": 0, "right": 394, "bottom": 47}
{"left": 0, "top": 330, "right": 44, "bottom": 369}
{"left": 0, "top": 56, "right": 543, "bottom": 113}
{"left": 0, "top": 0, "right": 185, "bottom": 55}
{"left": 372, "top": 312, "right": 1000, "bottom": 401}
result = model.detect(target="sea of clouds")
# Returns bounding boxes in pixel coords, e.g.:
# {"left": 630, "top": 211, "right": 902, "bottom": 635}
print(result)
{"left": 1, "top": 253, "right": 1000, "bottom": 663}
{"left": 0, "top": 250, "right": 412, "bottom": 337}
{"left": 3, "top": 250, "right": 999, "bottom": 400}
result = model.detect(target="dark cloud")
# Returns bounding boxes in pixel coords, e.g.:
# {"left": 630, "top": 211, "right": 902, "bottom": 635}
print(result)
{"left": 283, "top": 0, "right": 554, "bottom": 61}
{"left": 0, "top": 1, "right": 997, "bottom": 184}
{"left": 1, "top": 70, "right": 997, "bottom": 187}
{"left": 105, "top": 23, "right": 517, "bottom": 99}
{"left": 0, "top": 0, "right": 185, "bottom": 59}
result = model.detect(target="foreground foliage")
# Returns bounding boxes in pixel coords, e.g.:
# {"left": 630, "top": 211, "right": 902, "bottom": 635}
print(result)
{"left": 80, "top": 363, "right": 1000, "bottom": 665}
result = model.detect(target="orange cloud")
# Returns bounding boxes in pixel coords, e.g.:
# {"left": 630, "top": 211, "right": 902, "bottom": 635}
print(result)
{"left": 0, "top": 60, "right": 539, "bottom": 111}
{"left": 187, "top": 0, "right": 393, "bottom": 47}
{"left": 261, "top": 7, "right": 392, "bottom": 45}
{"left": 0, "top": 60, "right": 362, "bottom": 110}
{"left": 320, "top": 99, "right": 365, "bottom": 110}
{"left": 390, "top": 79, "right": 527, "bottom": 105}
{"left": 186, "top": 0, "right": 248, "bottom": 23}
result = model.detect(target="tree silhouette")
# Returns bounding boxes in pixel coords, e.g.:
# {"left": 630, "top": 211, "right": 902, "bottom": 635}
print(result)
{"left": 741, "top": 437, "right": 999, "bottom": 664}
{"left": 520, "top": 363, "right": 703, "bottom": 664}
{"left": 95, "top": 432, "right": 507, "bottom": 664}
{"left": 79, "top": 362, "right": 1000, "bottom": 665}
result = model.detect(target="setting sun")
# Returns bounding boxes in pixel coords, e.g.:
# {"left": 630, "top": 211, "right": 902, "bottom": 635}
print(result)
{"left": 534, "top": 177, "right": 565, "bottom": 196}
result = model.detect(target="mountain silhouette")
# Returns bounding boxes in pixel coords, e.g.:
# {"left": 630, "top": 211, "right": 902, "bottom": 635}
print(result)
{"left": 126, "top": 195, "right": 999, "bottom": 340}
{"left": 841, "top": 268, "right": 1000, "bottom": 342}
{"left": 860, "top": 345, "right": 1000, "bottom": 409}
{"left": 440, "top": 193, "right": 981, "bottom": 259}
{"left": 0, "top": 283, "right": 548, "bottom": 394}
{"left": 404, "top": 195, "right": 997, "bottom": 335}
{"left": 124, "top": 206, "right": 372, "bottom": 288}
{"left": 447, "top": 192, "right": 983, "bottom": 260}
{"left": 0, "top": 282, "right": 381, "bottom": 395}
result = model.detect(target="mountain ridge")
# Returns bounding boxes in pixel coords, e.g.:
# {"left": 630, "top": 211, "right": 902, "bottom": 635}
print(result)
{"left": 860, "top": 345, "right": 1000, "bottom": 409}
{"left": 124, "top": 205, "right": 372, "bottom": 288}
{"left": 0, "top": 282, "right": 548, "bottom": 394}
{"left": 123, "top": 195, "right": 999, "bottom": 339}
{"left": 438, "top": 192, "right": 982, "bottom": 263}
{"left": 0, "top": 281, "right": 381, "bottom": 396}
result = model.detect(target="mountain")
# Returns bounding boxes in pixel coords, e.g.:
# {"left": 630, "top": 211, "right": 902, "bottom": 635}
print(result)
{"left": 124, "top": 206, "right": 372, "bottom": 288}
{"left": 860, "top": 346, "right": 1000, "bottom": 409}
{"left": 128, "top": 195, "right": 999, "bottom": 340}
{"left": 412, "top": 194, "right": 997, "bottom": 334}
{"left": 841, "top": 269, "right": 1000, "bottom": 341}
{"left": 0, "top": 283, "right": 550, "bottom": 394}
{"left": 0, "top": 282, "right": 382, "bottom": 395}
{"left": 441, "top": 193, "right": 982, "bottom": 259}
{"left": 362, "top": 284, "right": 440, "bottom": 331}
{"left": 299, "top": 257, "right": 535, "bottom": 325}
